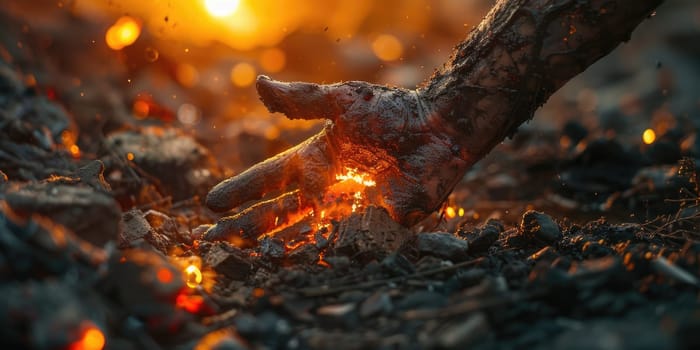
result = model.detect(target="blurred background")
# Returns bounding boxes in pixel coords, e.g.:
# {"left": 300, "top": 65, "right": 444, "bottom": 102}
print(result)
{"left": 1, "top": 0, "right": 699, "bottom": 226}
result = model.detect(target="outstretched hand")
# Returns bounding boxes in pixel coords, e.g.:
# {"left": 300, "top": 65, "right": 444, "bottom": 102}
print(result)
{"left": 204, "top": 76, "right": 469, "bottom": 242}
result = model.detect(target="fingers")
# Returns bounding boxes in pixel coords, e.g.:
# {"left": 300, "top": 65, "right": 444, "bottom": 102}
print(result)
{"left": 205, "top": 147, "right": 299, "bottom": 212}
{"left": 256, "top": 75, "right": 349, "bottom": 121}
{"left": 203, "top": 190, "right": 311, "bottom": 243}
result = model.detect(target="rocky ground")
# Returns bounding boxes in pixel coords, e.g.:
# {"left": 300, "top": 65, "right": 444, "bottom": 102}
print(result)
{"left": 2, "top": 50, "right": 700, "bottom": 349}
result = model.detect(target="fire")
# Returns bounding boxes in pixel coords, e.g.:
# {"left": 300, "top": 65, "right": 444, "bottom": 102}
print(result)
{"left": 176, "top": 292, "right": 205, "bottom": 313}
{"left": 643, "top": 128, "right": 656, "bottom": 144}
{"left": 204, "top": 0, "right": 241, "bottom": 18}
{"left": 335, "top": 167, "right": 377, "bottom": 187}
{"left": 105, "top": 16, "right": 141, "bottom": 50}
{"left": 185, "top": 264, "right": 203, "bottom": 288}
{"left": 69, "top": 323, "right": 105, "bottom": 350}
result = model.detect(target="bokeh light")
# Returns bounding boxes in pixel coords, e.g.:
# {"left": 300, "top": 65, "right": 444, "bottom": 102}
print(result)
{"left": 204, "top": 0, "right": 241, "bottom": 18}
{"left": 105, "top": 16, "right": 141, "bottom": 50}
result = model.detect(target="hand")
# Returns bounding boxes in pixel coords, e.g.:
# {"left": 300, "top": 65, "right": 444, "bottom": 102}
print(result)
{"left": 203, "top": 76, "right": 469, "bottom": 243}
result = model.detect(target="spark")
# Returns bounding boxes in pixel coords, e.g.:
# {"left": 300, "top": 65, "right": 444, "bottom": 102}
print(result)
{"left": 185, "top": 264, "right": 203, "bottom": 288}
{"left": 643, "top": 128, "right": 656, "bottom": 145}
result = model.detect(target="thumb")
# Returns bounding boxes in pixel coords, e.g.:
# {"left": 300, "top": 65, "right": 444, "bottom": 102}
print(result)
{"left": 256, "top": 75, "right": 353, "bottom": 121}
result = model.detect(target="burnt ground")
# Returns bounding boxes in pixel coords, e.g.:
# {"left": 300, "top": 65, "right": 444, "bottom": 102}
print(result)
{"left": 2, "top": 54, "right": 700, "bottom": 350}
{"left": 2, "top": 2, "right": 700, "bottom": 349}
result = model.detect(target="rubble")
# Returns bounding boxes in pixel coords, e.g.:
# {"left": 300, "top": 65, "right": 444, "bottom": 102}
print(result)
{"left": 414, "top": 232, "right": 470, "bottom": 262}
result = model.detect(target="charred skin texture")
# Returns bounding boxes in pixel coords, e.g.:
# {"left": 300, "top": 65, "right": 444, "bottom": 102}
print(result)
{"left": 205, "top": 0, "right": 663, "bottom": 243}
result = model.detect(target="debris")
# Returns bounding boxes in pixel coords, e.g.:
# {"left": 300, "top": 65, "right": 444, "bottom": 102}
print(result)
{"left": 520, "top": 210, "right": 562, "bottom": 244}
{"left": 204, "top": 242, "right": 253, "bottom": 281}
{"left": 414, "top": 232, "right": 469, "bottom": 262}
{"left": 4, "top": 181, "right": 121, "bottom": 246}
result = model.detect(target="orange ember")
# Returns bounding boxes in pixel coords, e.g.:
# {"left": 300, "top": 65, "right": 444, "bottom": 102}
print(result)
{"left": 69, "top": 323, "right": 105, "bottom": 350}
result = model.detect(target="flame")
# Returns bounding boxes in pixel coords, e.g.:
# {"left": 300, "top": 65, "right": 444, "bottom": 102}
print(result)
{"left": 185, "top": 264, "right": 203, "bottom": 288}
{"left": 69, "top": 323, "right": 105, "bottom": 350}
{"left": 105, "top": 16, "right": 141, "bottom": 50}
{"left": 335, "top": 167, "right": 377, "bottom": 187}
{"left": 176, "top": 292, "right": 205, "bottom": 313}
{"left": 643, "top": 128, "right": 656, "bottom": 145}
{"left": 204, "top": 0, "right": 241, "bottom": 18}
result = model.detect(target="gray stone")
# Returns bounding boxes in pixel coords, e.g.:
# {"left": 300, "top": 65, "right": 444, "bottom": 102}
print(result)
{"left": 520, "top": 210, "right": 561, "bottom": 243}
{"left": 415, "top": 232, "right": 469, "bottom": 262}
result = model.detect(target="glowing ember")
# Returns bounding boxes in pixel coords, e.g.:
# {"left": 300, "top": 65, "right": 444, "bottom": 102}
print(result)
{"left": 176, "top": 292, "right": 205, "bottom": 313}
{"left": 185, "top": 264, "right": 203, "bottom": 288}
{"left": 105, "top": 16, "right": 141, "bottom": 50}
{"left": 69, "top": 324, "right": 105, "bottom": 350}
{"left": 156, "top": 267, "right": 173, "bottom": 283}
{"left": 61, "top": 130, "right": 81, "bottom": 159}
{"left": 335, "top": 167, "right": 376, "bottom": 187}
{"left": 445, "top": 206, "right": 456, "bottom": 219}
{"left": 204, "top": 0, "right": 241, "bottom": 18}
{"left": 643, "top": 128, "right": 656, "bottom": 145}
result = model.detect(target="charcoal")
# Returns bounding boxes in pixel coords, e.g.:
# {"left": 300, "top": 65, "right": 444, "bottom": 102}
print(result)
{"left": 359, "top": 292, "right": 392, "bottom": 318}
{"left": 435, "top": 312, "right": 490, "bottom": 348}
{"left": 105, "top": 129, "right": 220, "bottom": 200}
{"left": 259, "top": 237, "right": 285, "bottom": 260}
{"left": 414, "top": 232, "right": 469, "bottom": 262}
{"left": 204, "top": 242, "right": 253, "bottom": 281}
{"left": 396, "top": 290, "right": 447, "bottom": 311}
{"left": 4, "top": 181, "right": 121, "bottom": 246}
{"left": 332, "top": 206, "right": 411, "bottom": 262}
{"left": 119, "top": 209, "right": 152, "bottom": 247}
{"left": 461, "top": 219, "right": 503, "bottom": 253}
{"left": 520, "top": 210, "right": 561, "bottom": 244}
{"left": 286, "top": 243, "right": 320, "bottom": 265}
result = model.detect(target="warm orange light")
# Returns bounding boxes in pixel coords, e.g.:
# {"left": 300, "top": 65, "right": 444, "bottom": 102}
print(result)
{"left": 176, "top": 292, "right": 204, "bottom": 313}
{"left": 445, "top": 206, "right": 456, "bottom": 219}
{"left": 230, "top": 62, "right": 256, "bottom": 87}
{"left": 259, "top": 48, "right": 286, "bottom": 73}
{"left": 642, "top": 129, "right": 656, "bottom": 145}
{"left": 458, "top": 208, "right": 465, "bottom": 217}
{"left": 185, "top": 264, "right": 203, "bottom": 288}
{"left": 175, "top": 64, "right": 199, "bottom": 88}
{"left": 372, "top": 34, "right": 403, "bottom": 62}
{"left": 335, "top": 167, "right": 376, "bottom": 187}
{"left": 132, "top": 100, "right": 150, "bottom": 119}
{"left": 156, "top": 267, "right": 173, "bottom": 283}
{"left": 69, "top": 145, "right": 81, "bottom": 158}
{"left": 126, "top": 152, "right": 135, "bottom": 161}
{"left": 204, "top": 0, "right": 241, "bottom": 18}
{"left": 69, "top": 325, "right": 105, "bottom": 350}
{"left": 105, "top": 16, "right": 141, "bottom": 50}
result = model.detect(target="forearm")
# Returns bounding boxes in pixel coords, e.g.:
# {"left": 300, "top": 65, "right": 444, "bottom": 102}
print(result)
{"left": 422, "top": 0, "right": 663, "bottom": 161}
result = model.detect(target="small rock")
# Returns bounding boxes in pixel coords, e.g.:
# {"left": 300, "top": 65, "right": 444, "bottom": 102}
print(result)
{"left": 461, "top": 219, "right": 502, "bottom": 253}
{"left": 286, "top": 244, "right": 319, "bottom": 265}
{"left": 119, "top": 209, "right": 152, "bottom": 247}
{"left": 5, "top": 181, "right": 121, "bottom": 246}
{"left": 520, "top": 210, "right": 561, "bottom": 243}
{"left": 359, "top": 292, "right": 392, "bottom": 318}
{"left": 204, "top": 243, "right": 253, "bottom": 281}
{"left": 396, "top": 290, "right": 447, "bottom": 311}
{"left": 260, "top": 237, "right": 286, "bottom": 260}
{"left": 415, "top": 232, "right": 469, "bottom": 262}
{"left": 332, "top": 206, "right": 411, "bottom": 262}
{"left": 437, "top": 312, "right": 490, "bottom": 348}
